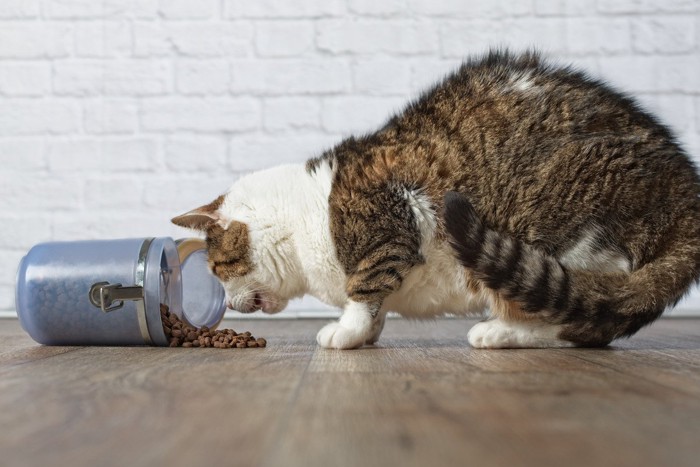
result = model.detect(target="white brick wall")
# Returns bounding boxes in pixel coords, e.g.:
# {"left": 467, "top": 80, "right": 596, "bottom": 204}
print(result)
{"left": 2, "top": 0, "right": 699, "bottom": 317}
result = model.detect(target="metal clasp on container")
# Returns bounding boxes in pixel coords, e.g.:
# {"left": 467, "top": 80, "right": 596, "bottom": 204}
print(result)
{"left": 89, "top": 282, "right": 144, "bottom": 313}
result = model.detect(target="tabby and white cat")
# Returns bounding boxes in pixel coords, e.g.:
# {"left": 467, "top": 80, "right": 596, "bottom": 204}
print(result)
{"left": 173, "top": 51, "right": 700, "bottom": 349}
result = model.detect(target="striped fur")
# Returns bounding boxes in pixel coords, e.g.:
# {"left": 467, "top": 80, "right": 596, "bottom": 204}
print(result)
{"left": 444, "top": 191, "right": 700, "bottom": 346}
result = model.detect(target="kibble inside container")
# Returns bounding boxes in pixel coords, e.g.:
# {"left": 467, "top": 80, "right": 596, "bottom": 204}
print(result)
{"left": 16, "top": 237, "right": 227, "bottom": 346}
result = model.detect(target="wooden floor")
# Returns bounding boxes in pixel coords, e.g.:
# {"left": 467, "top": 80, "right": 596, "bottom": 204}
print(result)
{"left": 1, "top": 318, "right": 700, "bottom": 467}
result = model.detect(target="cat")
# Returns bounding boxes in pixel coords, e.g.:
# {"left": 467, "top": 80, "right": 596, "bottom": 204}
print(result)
{"left": 172, "top": 50, "right": 700, "bottom": 349}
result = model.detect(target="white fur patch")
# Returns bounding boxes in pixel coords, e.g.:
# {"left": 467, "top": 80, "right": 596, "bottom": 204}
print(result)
{"left": 403, "top": 188, "right": 437, "bottom": 248}
{"left": 503, "top": 71, "right": 541, "bottom": 95}
{"left": 216, "top": 162, "right": 347, "bottom": 313}
{"left": 316, "top": 300, "right": 375, "bottom": 349}
{"left": 383, "top": 239, "right": 489, "bottom": 318}
{"left": 468, "top": 318, "right": 573, "bottom": 349}
{"left": 559, "top": 229, "right": 631, "bottom": 273}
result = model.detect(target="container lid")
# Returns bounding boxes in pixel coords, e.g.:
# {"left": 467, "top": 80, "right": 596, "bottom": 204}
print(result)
{"left": 175, "top": 239, "right": 227, "bottom": 329}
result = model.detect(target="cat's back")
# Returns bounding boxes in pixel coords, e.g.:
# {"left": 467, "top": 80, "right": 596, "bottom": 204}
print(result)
{"left": 386, "top": 50, "right": 699, "bottom": 259}
{"left": 398, "top": 50, "right": 673, "bottom": 150}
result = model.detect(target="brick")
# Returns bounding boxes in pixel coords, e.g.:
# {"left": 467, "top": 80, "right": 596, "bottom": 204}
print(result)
{"left": 263, "top": 97, "right": 321, "bottom": 132}
{"left": 0, "top": 250, "right": 25, "bottom": 283}
{"left": 410, "top": 59, "right": 463, "bottom": 93}
{"left": 158, "top": 0, "right": 218, "bottom": 19}
{"left": 231, "top": 60, "right": 352, "bottom": 95}
{"left": 654, "top": 55, "right": 700, "bottom": 93}
{"left": 440, "top": 21, "right": 506, "bottom": 58}
{"left": 317, "top": 20, "right": 439, "bottom": 55}
{"left": 175, "top": 60, "right": 230, "bottom": 95}
{"left": 84, "top": 177, "right": 143, "bottom": 209}
{"left": 53, "top": 61, "right": 104, "bottom": 96}
{"left": 53, "top": 61, "right": 170, "bottom": 96}
{"left": 255, "top": 21, "right": 315, "bottom": 57}
{"left": 46, "top": 0, "right": 158, "bottom": 19}
{"left": 46, "top": 140, "right": 98, "bottom": 171}
{"left": 0, "top": 216, "right": 53, "bottom": 249}
{"left": 632, "top": 17, "right": 696, "bottom": 54}
{"left": 353, "top": 60, "right": 412, "bottom": 96}
{"left": 173, "top": 23, "right": 254, "bottom": 57}
{"left": 141, "top": 98, "right": 260, "bottom": 133}
{"left": 74, "top": 21, "right": 132, "bottom": 57}
{"left": 46, "top": 23, "right": 74, "bottom": 58}
{"left": 132, "top": 22, "right": 170, "bottom": 56}
{"left": 134, "top": 22, "right": 253, "bottom": 57}
{"left": 0, "top": 100, "right": 80, "bottom": 135}
{"left": 0, "top": 0, "right": 41, "bottom": 18}
{"left": 566, "top": 18, "right": 631, "bottom": 55}
{"left": 598, "top": 56, "right": 656, "bottom": 93}
{"left": 598, "top": 0, "right": 698, "bottom": 14}
{"left": 534, "top": 0, "right": 596, "bottom": 16}
{"left": 142, "top": 175, "right": 235, "bottom": 210}
{"left": 321, "top": 96, "right": 406, "bottom": 135}
{"left": 228, "top": 134, "right": 339, "bottom": 171}
{"left": 51, "top": 214, "right": 100, "bottom": 241}
{"left": 47, "top": 138, "right": 157, "bottom": 172}
{"left": 653, "top": 94, "right": 695, "bottom": 134}
{"left": 348, "top": 0, "right": 406, "bottom": 16}
{"left": 503, "top": 19, "right": 569, "bottom": 55}
{"left": 84, "top": 99, "right": 138, "bottom": 134}
{"left": 0, "top": 174, "right": 82, "bottom": 210}
{"left": 441, "top": 19, "right": 568, "bottom": 58}
{"left": 101, "top": 139, "right": 158, "bottom": 171}
{"left": 224, "top": 0, "right": 345, "bottom": 18}
{"left": 50, "top": 211, "right": 174, "bottom": 241}
{"left": 0, "top": 285, "right": 15, "bottom": 311}
{"left": 92, "top": 212, "right": 180, "bottom": 239}
{"left": 164, "top": 136, "right": 227, "bottom": 171}
{"left": 0, "top": 63, "right": 50, "bottom": 96}
{"left": 0, "top": 140, "right": 45, "bottom": 170}
{"left": 0, "top": 23, "right": 71, "bottom": 58}
{"left": 406, "top": 0, "right": 532, "bottom": 18}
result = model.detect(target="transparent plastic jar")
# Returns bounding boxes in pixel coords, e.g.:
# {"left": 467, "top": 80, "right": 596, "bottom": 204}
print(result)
{"left": 15, "top": 237, "right": 226, "bottom": 346}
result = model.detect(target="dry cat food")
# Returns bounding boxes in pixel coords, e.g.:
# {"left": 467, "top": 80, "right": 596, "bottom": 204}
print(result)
{"left": 160, "top": 304, "right": 266, "bottom": 349}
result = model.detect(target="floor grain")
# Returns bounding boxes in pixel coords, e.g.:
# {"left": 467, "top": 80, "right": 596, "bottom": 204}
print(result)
{"left": 0, "top": 318, "right": 699, "bottom": 467}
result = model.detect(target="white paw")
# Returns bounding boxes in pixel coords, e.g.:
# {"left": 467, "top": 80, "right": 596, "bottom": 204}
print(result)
{"left": 468, "top": 320, "right": 515, "bottom": 349}
{"left": 316, "top": 322, "right": 366, "bottom": 349}
{"left": 468, "top": 319, "right": 573, "bottom": 349}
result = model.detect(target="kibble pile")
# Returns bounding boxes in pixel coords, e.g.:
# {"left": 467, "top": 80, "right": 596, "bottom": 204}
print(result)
{"left": 160, "top": 304, "right": 266, "bottom": 349}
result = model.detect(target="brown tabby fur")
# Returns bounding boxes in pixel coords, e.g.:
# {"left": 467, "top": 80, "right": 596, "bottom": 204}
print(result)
{"left": 172, "top": 195, "right": 254, "bottom": 280}
{"left": 306, "top": 50, "right": 700, "bottom": 345}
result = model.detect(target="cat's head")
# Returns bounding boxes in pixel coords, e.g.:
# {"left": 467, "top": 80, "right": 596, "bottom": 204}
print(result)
{"left": 172, "top": 176, "right": 305, "bottom": 314}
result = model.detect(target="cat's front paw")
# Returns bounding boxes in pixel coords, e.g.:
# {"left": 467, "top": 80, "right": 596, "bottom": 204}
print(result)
{"left": 316, "top": 322, "right": 366, "bottom": 349}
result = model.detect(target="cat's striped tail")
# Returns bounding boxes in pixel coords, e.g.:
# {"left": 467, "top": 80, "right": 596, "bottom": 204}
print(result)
{"left": 443, "top": 191, "right": 700, "bottom": 346}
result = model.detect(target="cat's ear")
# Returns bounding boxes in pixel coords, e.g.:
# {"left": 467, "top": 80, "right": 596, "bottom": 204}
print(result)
{"left": 171, "top": 195, "right": 225, "bottom": 231}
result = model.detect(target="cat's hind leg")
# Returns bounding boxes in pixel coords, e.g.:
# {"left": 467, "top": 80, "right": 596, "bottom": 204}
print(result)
{"left": 468, "top": 293, "right": 573, "bottom": 348}
{"left": 468, "top": 318, "right": 573, "bottom": 349}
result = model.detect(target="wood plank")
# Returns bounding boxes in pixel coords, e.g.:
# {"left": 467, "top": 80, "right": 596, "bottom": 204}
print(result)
{"left": 265, "top": 322, "right": 700, "bottom": 467}
{"left": 0, "top": 319, "right": 314, "bottom": 467}
{"left": 0, "top": 318, "right": 698, "bottom": 467}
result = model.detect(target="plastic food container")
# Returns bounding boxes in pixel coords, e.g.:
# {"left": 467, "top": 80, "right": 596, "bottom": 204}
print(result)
{"left": 15, "top": 237, "right": 226, "bottom": 346}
